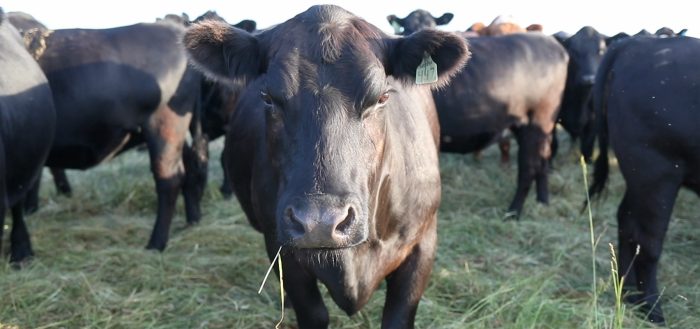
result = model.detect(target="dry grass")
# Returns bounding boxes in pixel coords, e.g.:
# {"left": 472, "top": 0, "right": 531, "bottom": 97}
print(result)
{"left": 1, "top": 136, "right": 698, "bottom": 328}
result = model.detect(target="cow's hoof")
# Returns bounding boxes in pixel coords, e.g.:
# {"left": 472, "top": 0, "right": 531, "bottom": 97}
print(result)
{"left": 503, "top": 211, "right": 520, "bottom": 221}
{"left": 145, "top": 242, "right": 167, "bottom": 252}
{"left": 10, "top": 249, "right": 34, "bottom": 268}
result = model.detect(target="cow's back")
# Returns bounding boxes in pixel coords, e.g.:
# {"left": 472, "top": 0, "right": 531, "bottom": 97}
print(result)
{"left": 602, "top": 37, "right": 700, "bottom": 183}
{"left": 0, "top": 15, "right": 55, "bottom": 204}
{"left": 36, "top": 22, "right": 191, "bottom": 168}
{"left": 435, "top": 33, "right": 568, "bottom": 152}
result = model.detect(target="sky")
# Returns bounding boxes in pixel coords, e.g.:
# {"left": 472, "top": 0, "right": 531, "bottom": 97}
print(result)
{"left": 1, "top": 0, "right": 695, "bottom": 37}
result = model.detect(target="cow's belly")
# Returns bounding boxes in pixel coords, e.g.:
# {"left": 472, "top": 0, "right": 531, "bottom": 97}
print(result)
{"left": 46, "top": 130, "right": 133, "bottom": 169}
{"left": 439, "top": 130, "right": 501, "bottom": 154}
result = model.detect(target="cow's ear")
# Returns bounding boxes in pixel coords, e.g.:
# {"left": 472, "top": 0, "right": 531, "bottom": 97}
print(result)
{"left": 388, "top": 29, "right": 470, "bottom": 89}
{"left": 386, "top": 15, "right": 402, "bottom": 27}
{"left": 552, "top": 31, "right": 570, "bottom": 45}
{"left": 434, "top": 13, "right": 454, "bottom": 26}
{"left": 183, "top": 20, "right": 262, "bottom": 84}
{"left": 386, "top": 15, "right": 404, "bottom": 35}
{"left": 233, "top": 19, "right": 257, "bottom": 33}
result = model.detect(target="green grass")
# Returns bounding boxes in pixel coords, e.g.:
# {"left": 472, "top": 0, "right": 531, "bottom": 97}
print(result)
{"left": 1, "top": 136, "right": 699, "bottom": 328}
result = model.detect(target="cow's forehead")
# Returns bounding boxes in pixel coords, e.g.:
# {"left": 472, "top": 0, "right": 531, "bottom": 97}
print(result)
{"left": 265, "top": 48, "right": 385, "bottom": 107}
{"left": 260, "top": 8, "right": 386, "bottom": 101}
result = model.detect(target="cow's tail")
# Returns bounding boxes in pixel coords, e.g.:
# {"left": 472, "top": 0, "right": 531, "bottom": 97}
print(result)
{"left": 587, "top": 41, "right": 623, "bottom": 200}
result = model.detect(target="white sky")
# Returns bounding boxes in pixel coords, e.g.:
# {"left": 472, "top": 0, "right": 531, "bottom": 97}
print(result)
{"left": 1, "top": 0, "right": 695, "bottom": 37}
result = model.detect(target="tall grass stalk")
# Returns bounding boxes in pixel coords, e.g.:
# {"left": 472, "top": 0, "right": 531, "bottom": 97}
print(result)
{"left": 609, "top": 243, "right": 625, "bottom": 329}
{"left": 580, "top": 156, "right": 598, "bottom": 328}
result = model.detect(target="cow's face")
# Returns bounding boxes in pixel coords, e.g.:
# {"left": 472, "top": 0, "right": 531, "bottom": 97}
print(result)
{"left": 558, "top": 26, "right": 607, "bottom": 136}
{"left": 185, "top": 5, "right": 469, "bottom": 249}
{"left": 387, "top": 9, "right": 453, "bottom": 36}
{"left": 563, "top": 26, "right": 607, "bottom": 87}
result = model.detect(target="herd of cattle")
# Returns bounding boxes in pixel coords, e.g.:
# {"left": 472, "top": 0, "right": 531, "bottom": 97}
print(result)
{"left": 0, "top": 4, "right": 696, "bottom": 327}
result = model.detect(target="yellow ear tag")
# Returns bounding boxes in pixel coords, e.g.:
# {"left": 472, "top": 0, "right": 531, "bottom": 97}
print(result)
{"left": 415, "top": 52, "right": 438, "bottom": 85}
{"left": 391, "top": 20, "right": 403, "bottom": 35}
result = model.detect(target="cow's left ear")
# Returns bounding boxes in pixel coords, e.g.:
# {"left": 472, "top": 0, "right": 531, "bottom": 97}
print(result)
{"left": 183, "top": 20, "right": 262, "bottom": 84}
{"left": 387, "top": 29, "right": 470, "bottom": 89}
{"left": 434, "top": 13, "right": 454, "bottom": 26}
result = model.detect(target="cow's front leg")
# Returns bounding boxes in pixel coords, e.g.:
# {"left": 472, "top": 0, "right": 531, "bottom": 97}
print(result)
{"left": 182, "top": 134, "right": 208, "bottom": 225}
{"left": 381, "top": 217, "right": 437, "bottom": 329}
{"left": 144, "top": 105, "right": 191, "bottom": 251}
{"left": 50, "top": 167, "right": 72, "bottom": 196}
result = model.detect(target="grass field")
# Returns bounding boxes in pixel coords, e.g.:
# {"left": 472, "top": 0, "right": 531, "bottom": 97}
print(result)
{"left": 1, "top": 136, "right": 698, "bottom": 329}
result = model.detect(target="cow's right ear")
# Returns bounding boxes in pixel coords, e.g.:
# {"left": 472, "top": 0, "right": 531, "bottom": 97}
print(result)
{"left": 183, "top": 20, "right": 262, "bottom": 84}
{"left": 387, "top": 29, "right": 470, "bottom": 89}
{"left": 434, "top": 13, "right": 454, "bottom": 26}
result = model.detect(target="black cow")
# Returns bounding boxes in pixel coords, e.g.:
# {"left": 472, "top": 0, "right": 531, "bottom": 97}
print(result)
{"left": 388, "top": 11, "right": 568, "bottom": 215}
{"left": 387, "top": 9, "right": 453, "bottom": 36}
{"left": 34, "top": 11, "right": 256, "bottom": 205}
{"left": 0, "top": 9, "right": 56, "bottom": 263}
{"left": 24, "top": 21, "right": 210, "bottom": 251}
{"left": 33, "top": 11, "right": 255, "bottom": 204}
{"left": 555, "top": 26, "right": 608, "bottom": 162}
{"left": 589, "top": 36, "right": 700, "bottom": 324}
{"left": 184, "top": 5, "right": 469, "bottom": 328}
{"left": 436, "top": 33, "right": 568, "bottom": 217}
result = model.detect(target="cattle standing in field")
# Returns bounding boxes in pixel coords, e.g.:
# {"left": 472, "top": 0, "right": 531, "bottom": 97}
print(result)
{"left": 30, "top": 11, "right": 257, "bottom": 207}
{"left": 589, "top": 36, "right": 700, "bottom": 324}
{"left": 388, "top": 10, "right": 567, "bottom": 217}
{"left": 0, "top": 9, "right": 56, "bottom": 263}
{"left": 554, "top": 26, "right": 608, "bottom": 162}
{"left": 184, "top": 5, "right": 470, "bottom": 328}
{"left": 23, "top": 21, "right": 210, "bottom": 251}
{"left": 435, "top": 33, "right": 568, "bottom": 217}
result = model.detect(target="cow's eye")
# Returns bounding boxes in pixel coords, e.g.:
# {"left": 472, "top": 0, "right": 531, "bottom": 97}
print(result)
{"left": 377, "top": 92, "right": 390, "bottom": 105}
{"left": 260, "top": 90, "right": 273, "bottom": 107}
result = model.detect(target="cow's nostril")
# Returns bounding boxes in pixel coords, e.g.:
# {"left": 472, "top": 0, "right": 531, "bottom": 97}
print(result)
{"left": 286, "top": 207, "right": 306, "bottom": 236}
{"left": 335, "top": 206, "right": 355, "bottom": 235}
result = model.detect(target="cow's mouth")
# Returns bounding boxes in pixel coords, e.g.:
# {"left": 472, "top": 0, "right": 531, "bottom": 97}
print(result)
{"left": 287, "top": 240, "right": 368, "bottom": 264}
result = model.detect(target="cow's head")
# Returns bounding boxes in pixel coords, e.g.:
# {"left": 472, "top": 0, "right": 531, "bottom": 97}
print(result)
{"left": 185, "top": 5, "right": 468, "bottom": 249}
{"left": 558, "top": 26, "right": 607, "bottom": 137}
{"left": 561, "top": 26, "right": 607, "bottom": 87}
{"left": 387, "top": 9, "right": 454, "bottom": 36}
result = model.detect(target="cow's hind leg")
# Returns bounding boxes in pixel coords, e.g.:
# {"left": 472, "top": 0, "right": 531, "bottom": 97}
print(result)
{"left": 617, "top": 157, "right": 680, "bottom": 324}
{"left": 0, "top": 170, "right": 5, "bottom": 257}
{"left": 382, "top": 217, "right": 437, "bottom": 329}
{"left": 507, "top": 124, "right": 550, "bottom": 217}
{"left": 10, "top": 203, "right": 34, "bottom": 264}
{"left": 144, "top": 105, "right": 191, "bottom": 251}
{"left": 219, "top": 150, "right": 234, "bottom": 199}
{"left": 23, "top": 173, "right": 41, "bottom": 214}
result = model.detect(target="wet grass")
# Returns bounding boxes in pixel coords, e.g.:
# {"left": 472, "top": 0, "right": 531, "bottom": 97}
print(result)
{"left": 1, "top": 136, "right": 698, "bottom": 328}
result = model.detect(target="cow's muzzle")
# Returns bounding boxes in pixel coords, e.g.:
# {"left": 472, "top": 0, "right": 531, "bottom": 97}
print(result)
{"left": 279, "top": 197, "right": 367, "bottom": 249}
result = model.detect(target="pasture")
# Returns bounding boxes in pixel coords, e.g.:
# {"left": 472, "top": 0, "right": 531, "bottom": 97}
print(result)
{"left": 1, "top": 137, "right": 698, "bottom": 328}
